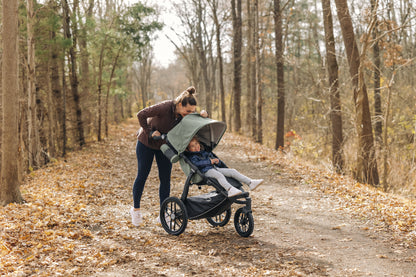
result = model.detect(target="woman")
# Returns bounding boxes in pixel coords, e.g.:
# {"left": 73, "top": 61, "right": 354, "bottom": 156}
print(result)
{"left": 130, "top": 86, "right": 207, "bottom": 226}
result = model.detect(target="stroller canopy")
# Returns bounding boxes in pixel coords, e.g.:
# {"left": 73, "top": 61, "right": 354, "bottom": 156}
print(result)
{"left": 166, "top": 113, "right": 226, "bottom": 155}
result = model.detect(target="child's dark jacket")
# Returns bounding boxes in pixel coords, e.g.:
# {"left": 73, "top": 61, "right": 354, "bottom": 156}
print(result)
{"left": 186, "top": 150, "right": 225, "bottom": 173}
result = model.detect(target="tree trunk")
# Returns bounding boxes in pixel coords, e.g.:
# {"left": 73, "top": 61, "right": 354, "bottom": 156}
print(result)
{"left": 245, "top": 0, "right": 253, "bottom": 136}
{"left": 105, "top": 46, "right": 123, "bottom": 138}
{"left": 27, "top": 0, "right": 41, "bottom": 169}
{"left": 255, "top": 0, "right": 262, "bottom": 143}
{"left": 274, "top": 0, "right": 285, "bottom": 149}
{"left": 137, "top": 46, "right": 152, "bottom": 110}
{"left": 47, "top": 59, "right": 57, "bottom": 158}
{"left": 62, "top": 58, "right": 67, "bottom": 157}
{"left": 209, "top": 0, "right": 225, "bottom": 122}
{"left": 1, "top": 0, "right": 23, "bottom": 205}
{"left": 48, "top": 0, "right": 64, "bottom": 156}
{"left": 63, "top": 0, "right": 85, "bottom": 147}
{"left": 195, "top": 0, "right": 212, "bottom": 115}
{"left": 371, "top": 0, "right": 382, "bottom": 145}
{"left": 49, "top": 32, "right": 60, "bottom": 155}
{"left": 249, "top": 0, "right": 257, "bottom": 138}
{"left": 97, "top": 34, "right": 105, "bottom": 142}
{"left": 322, "top": 0, "right": 344, "bottom": 172}
{"left": 334, "top": 0, "right": 379, "bottom": 185}
{"left": 96, "top": 17, "right": 116, "bottom": 141}
{"left": 231, "top": 0, "right": 242, "bottom": 133}
{"left": 78, "top": 0, "right": 94, "bottom": 138}
{"left": 383, "top": 82, "right": 393, "bottom": 190}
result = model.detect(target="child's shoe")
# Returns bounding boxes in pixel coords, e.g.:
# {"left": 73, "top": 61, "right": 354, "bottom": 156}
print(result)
{"left": 228, "top": 186, "right": 243, "bottom": 197}
{"left": 130, "top": 207, "right": 142, "bottom": 226}
{"left": 249, "top": 179, "right": 264, "bottom": 191}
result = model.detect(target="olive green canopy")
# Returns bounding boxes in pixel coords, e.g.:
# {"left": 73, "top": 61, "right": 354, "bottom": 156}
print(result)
{"left": 159, "top": 113, "right": 227, "bottom": 181}
{"left": 166, "top": 113, "right": 227, "bottom": 155}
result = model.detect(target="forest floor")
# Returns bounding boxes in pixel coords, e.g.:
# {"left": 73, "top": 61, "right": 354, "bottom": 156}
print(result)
{"left": 1, "top": 118, "right": 416, "bottom": 276}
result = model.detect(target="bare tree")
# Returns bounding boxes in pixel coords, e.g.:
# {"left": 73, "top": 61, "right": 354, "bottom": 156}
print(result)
{"left": 254, "top": 0, "right": 262, "bottom": 143}
{"left": 231, "top": 0, "right": 242, "bottom": 132}
{"left": 105, "top": 45, "right": 123, "bottom": 137}
{"left": 136, "top": 46, "right": 153, "bottom": 111}
{"left": 195, "top": 0, "right": 213, "bottom": 115}
{"left": 371, "top": 0, "right": 382, "bottom": 145}
{"left": 47, "top": 0, "right": 64, "bottom": 157}
{"left": 334, "top": 0, "right": 379, "bottom": 185}
{"left": 274, "top": 0, "right": 285, "bottom": 149}
{"left": 246, "top": 0, "right": 256, "bottom": 137}
{"left": 1, "top": 0, "right": 23, "bottom": 205}
{"left": 63, "top": 0, "right": 85, "bottom": 147}
{"left": 321, "top": 0, "right": 344, "bottom": 172}
{"left": 208, "top": 0, "right": 227, "bottom": 122}
{"left": 96, "top": 19, "right": 114, "bottom": 142}
{"left": 27, "top": 0, "right": 41, "bottom": 168}
{"left": 78, "top": 0, "right": 95, "bottom": 138}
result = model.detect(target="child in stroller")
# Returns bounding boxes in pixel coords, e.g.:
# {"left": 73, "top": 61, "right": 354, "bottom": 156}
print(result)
{"left": 185, "top": 137, "right": 263, "bottom": 197}
{"left": 159, "top": 113, "right": 261, "bottom": 237}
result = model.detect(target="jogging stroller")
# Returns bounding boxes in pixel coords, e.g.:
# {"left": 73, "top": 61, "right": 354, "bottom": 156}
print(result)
{"left": 159, "top": 113, "right": 254, "bottom": 237}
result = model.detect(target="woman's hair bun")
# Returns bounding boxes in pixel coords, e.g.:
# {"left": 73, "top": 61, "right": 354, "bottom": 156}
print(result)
{"left": 186, "top": 86, "right": 196, "bottom": 94}
{"left": 175, "top": 86, "right": 197, "bottom": 106}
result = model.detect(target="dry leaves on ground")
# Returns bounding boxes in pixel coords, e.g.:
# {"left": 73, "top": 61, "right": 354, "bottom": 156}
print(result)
{"left": 1, "top": 118, "right": 415, "bottom": 276}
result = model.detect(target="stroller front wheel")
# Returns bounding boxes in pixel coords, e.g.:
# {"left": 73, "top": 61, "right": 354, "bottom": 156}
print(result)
{"left": 234, "top": 207, "right": 254, "bottom": 237}
{"left": 160, "top": 197, "right": 188, "bottom": 236}
{"left": 206, "top": 208, "right": 231, "bottom": 227}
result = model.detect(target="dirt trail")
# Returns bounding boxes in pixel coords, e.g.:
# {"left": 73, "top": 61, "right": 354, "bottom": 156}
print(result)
{"left": 96, "top": 120, "right": 415, "bottom": 276}
{"left": 218, "top": 143, "right": 416, "bottom": 276}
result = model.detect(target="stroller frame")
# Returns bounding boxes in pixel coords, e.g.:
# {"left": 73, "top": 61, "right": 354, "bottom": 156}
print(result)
{"left": 159, "top": 115, "right": 255, "bottom": 237}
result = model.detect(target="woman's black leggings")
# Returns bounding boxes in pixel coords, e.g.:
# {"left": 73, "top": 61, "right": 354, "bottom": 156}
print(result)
{"left": 132, "top": 141, "right": 172, "bottom": 209}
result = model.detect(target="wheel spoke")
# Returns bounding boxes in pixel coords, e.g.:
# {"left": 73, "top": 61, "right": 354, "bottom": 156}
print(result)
{"left": 234, "top": 208, "right": 254, "bottom": 237}
{"left": 160, "top": 197, "right": 188, "bottom": 235}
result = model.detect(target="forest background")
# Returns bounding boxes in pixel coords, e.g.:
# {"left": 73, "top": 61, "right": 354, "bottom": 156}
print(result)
{"left": 0, "top": 0, "right": 415, "bottom": 205}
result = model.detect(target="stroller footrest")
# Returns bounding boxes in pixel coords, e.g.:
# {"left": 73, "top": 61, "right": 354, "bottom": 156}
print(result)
{"left": 230, "top": 191, "right": 249, "bottom": 199}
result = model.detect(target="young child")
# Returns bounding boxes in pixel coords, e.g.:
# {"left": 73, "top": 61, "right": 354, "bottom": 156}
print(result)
{"left": 185, "top": 137, "right": 263, "bottom": 197}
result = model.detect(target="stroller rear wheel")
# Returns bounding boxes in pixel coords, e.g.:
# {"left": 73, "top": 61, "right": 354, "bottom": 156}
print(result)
{"left": 234, "top": 207, "right": 254, "bottom": 237}
{"left": 160, "top": 197, "right": 188, "bottom": 236}
{"left": 206, "top": 208, "right": 231, "bottom": 227}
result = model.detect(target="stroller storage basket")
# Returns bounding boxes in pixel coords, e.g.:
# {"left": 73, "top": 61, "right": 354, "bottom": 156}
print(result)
{"left": 184, "top": 191, "right": 231, "bottom": 220}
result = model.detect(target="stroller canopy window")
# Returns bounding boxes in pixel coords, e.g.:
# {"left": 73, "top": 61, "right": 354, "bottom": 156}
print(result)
{"left": 166, "top": 113, "right": 226, "bottom": 155}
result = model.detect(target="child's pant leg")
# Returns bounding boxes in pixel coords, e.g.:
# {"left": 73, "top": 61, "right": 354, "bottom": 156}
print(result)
{"left": 215, "top": 168, "right": 251, "bottom": 185}
{"left": 205, "top": 169, "right": 232, "bottom": 190}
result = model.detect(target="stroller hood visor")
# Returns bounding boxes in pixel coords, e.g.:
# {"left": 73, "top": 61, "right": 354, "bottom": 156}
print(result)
{"left": 166, "top": 113, "right": 226, "bottom": 155}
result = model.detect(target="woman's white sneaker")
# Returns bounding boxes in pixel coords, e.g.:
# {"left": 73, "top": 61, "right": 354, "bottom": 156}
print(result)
{"left": 249, "top": 179, "right": 264, "bottom": 191}
{"left": 130, "top": 207, "right": 142, "bottom": 226}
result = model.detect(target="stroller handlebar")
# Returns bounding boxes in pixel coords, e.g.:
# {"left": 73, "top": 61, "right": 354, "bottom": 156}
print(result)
{"left": 152, "top": 133, "right": 167, "bottom": 141}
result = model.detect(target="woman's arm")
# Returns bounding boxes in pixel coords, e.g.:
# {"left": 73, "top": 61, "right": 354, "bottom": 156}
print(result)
{"left": 137, "top": 101, "right": 170, "bottom": 135}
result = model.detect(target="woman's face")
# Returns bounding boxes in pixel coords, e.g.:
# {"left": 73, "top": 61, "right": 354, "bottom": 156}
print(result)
{"left": 187, "top": 139, "right": 201, "bottom": 152}
{"left": 177, "top": 103, "right": 196, "bottom": 117}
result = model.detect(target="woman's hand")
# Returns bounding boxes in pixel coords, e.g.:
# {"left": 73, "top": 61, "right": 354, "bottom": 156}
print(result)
{"left": 200, "top": 110, "right": 208, "bottom": 118}
{"left": 151, "top": 130, "right": 161, "bottom": 138}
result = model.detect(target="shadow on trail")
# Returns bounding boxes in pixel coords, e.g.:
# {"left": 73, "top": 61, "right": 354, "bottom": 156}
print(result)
{"left": 154, "top": 226, "right": 329, "bottom": 276}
